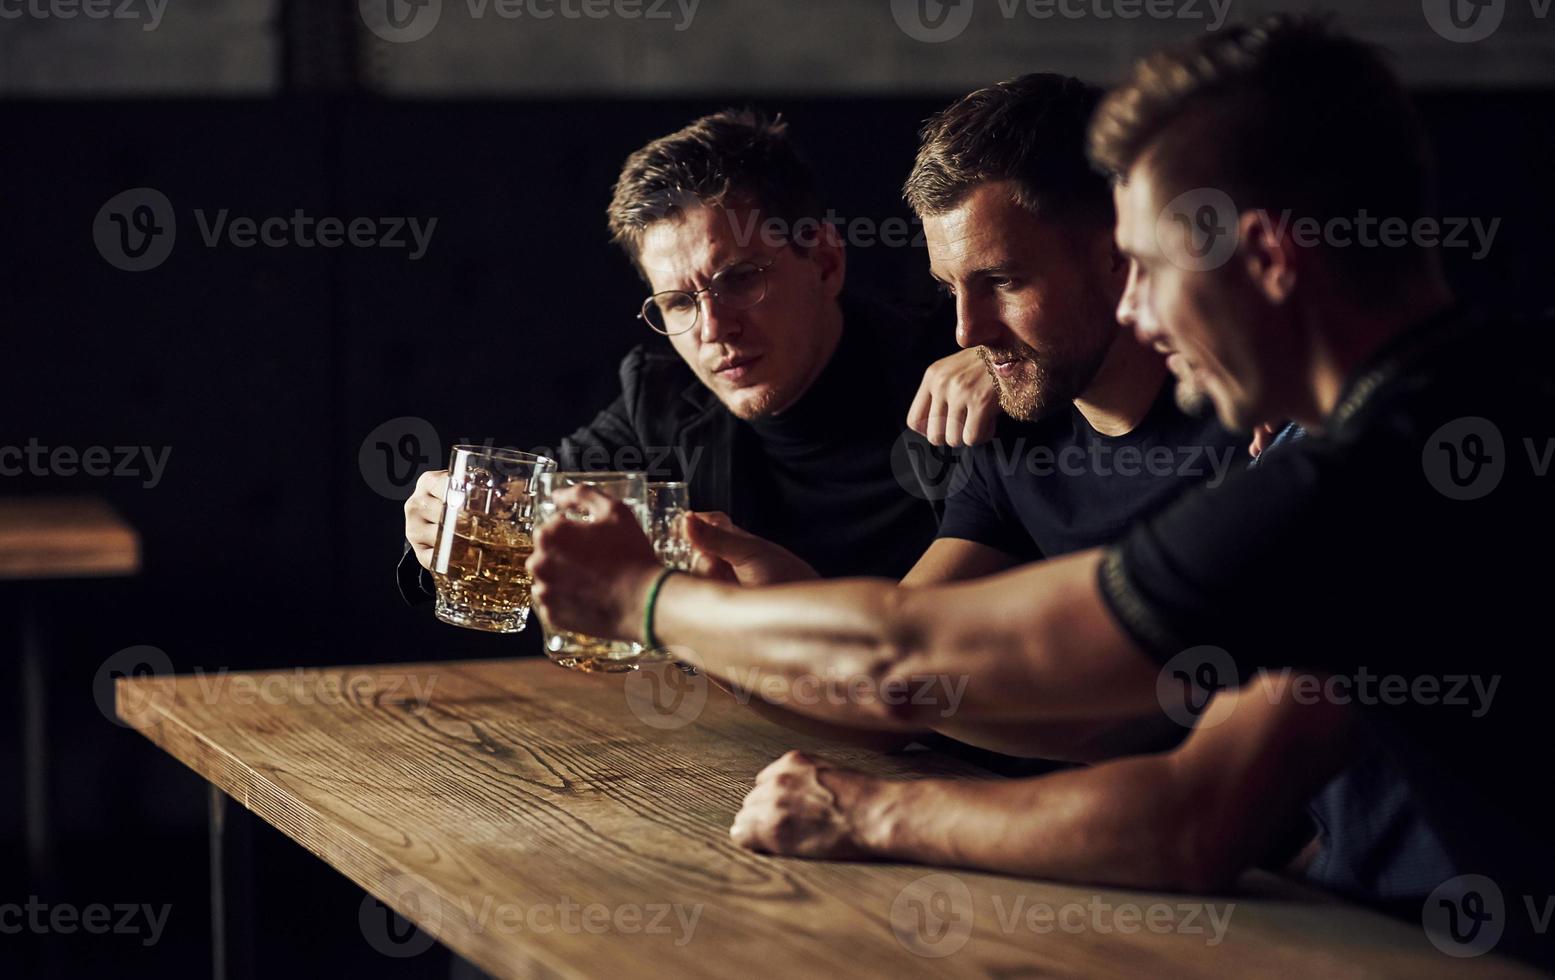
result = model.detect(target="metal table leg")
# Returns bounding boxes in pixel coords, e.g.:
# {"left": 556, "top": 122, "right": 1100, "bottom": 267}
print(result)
{"left": 20, "top": 585, "right": 52, "bottom": 886}
{"left": 209, "top": 784, "right": 256, "bottom": 980}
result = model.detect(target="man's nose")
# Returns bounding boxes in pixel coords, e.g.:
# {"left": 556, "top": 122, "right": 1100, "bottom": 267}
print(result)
{"left": 954, "top": 294, "right": 1003, "bottom": 350}
{"left": 696, "top": 292, "right": 743, "bottom": 344}
{"left": 1116, "top": 269, "right": 1152, "bottom": 345}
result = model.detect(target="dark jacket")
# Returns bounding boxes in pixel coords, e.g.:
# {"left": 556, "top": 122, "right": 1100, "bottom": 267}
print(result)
{"left": 399, "top": 292, "right": 950, "bottom": 602}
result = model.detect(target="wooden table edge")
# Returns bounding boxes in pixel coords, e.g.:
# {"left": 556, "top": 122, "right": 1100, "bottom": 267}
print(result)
{"left": 115, "top": 668, "right": 580, "bottom": 979}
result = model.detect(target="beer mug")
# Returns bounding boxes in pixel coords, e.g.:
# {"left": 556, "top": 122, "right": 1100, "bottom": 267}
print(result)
{"left": 431, "top": 446, "right": 557, "bottom": 633}
{"left": 646, "top": 481, "right": 693, "bottom": 572}
{"left": 534, "top": 472, "right": 650, "bottom": 672}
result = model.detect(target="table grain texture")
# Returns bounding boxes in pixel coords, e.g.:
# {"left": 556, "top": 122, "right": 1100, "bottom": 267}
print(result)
{"left": 117, "top": 658, "right": 1534, "bottom": 979}
{"left": 0, "top": 496, "right": 140, "bottom": 579}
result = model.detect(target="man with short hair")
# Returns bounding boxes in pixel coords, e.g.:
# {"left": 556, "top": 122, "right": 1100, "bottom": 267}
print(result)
{"left": 689, "top": 75, "right": 1245, "bottom": 765}
{"left": 400, "top": 109, "right": 978, "bottom": 599}
{"left": 585, "top": 72, "right": 1453, "bottom": 902}
{"left": 526, "top": 18, "right": 1552, "bottom": 964}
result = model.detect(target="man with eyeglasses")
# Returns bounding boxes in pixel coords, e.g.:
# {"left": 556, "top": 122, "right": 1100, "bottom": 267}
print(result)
{"left": 400, "top": 108, "right": 993, "bottom": 602}
{"left": 525, "top": 19, "right": 1555, "bottom": 966}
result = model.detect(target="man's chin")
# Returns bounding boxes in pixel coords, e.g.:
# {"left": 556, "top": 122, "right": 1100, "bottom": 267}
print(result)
{"left": 997, "top": 374, "right": 1074, "bottom": 424}
{"left": 1171, "top": 374, "right": 1214, "bottom": 419}
{"left": 721, "top": 381, "right": 784, "bottom": 421}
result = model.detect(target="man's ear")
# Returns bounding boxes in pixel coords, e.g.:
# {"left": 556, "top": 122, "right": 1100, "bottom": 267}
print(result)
{"left": 809, "top": 219, "right": 847, "bottom": 299}
{"left": 1239, "top": 209, "right": 1297, "bottom": 305}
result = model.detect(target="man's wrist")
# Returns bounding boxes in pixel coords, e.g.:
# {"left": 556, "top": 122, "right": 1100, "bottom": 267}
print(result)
{"left": 626, "top": 563, "right": 668, "bottom": 642}
{"left": 823, "top": 770, "right": 908, "bottom": 858}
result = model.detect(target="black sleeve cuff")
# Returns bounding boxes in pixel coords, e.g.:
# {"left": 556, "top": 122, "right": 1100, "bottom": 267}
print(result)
{"left": 396, "top": 543, "right": 435, "bottom": 607}
{"left": 1095, "top": 545, "right": 1187, "bottom": 666}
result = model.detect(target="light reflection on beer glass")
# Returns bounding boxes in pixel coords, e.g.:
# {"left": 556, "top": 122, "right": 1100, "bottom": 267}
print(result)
{"left": 432, "top": 446, "right": 557, "bottom": 633}
{"left": 534, "top": 472, "right": 649, "bottom": 672}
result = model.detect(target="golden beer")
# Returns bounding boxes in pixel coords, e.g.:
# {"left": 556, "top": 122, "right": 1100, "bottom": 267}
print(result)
{"left": 432, "top": 509, "right": 534, "bottom": 630}
{"left": 432, "top": 446, "right": 555, "bottom": 634}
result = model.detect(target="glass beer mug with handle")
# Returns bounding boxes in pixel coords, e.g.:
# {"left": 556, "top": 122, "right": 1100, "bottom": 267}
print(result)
{"left": 533, "top": 472, "right": 651, "bottom": 672}
{"left": 640, "top": 481, "right": 696, "bottom": 667}
{"left": 431, "top": 446, "right": 557, "bottom": 633}
{"left": 646, "top": 481, "right": 693, "bottom": 572}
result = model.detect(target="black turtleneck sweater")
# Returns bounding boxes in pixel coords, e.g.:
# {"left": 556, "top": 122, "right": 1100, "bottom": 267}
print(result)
{"left": 733, "top": 296, "right": 945, "bottom": 579}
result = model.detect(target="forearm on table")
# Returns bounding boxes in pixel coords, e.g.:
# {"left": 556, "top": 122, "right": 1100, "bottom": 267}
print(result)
{"left": 842, "top": 754, "right": 1228, "bottom": 892}
{"left": 886, "top": 549, "right": 1162, "bottom": 725}
{"left": 652, "top": 573, "right": 914, "bottom": 730}
{"left": 653, "top": 549, "right": 1159, "bottom": 731}
{"left": 840, "top": 680, "right": 1364, "bottom": 892}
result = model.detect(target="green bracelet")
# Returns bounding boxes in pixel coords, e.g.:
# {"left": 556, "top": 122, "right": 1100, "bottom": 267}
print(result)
{"left": 643, "top": 567, "right": 681, "bottom": 651}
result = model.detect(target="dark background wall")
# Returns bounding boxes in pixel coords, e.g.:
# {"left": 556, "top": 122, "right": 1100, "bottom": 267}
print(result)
{"left": 2, "top": 18, "right": 1552, "bottom": 975}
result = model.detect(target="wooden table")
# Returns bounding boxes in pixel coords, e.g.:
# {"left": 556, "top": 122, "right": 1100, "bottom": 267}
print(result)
{"left": 1, "top": 495, "right": 140, "bottom": 881}
{"left": 118, "top": 659, "right": 1535, "bottom": 979}
{"left": 0, "top": 496, "right": 141, "bottom": 580}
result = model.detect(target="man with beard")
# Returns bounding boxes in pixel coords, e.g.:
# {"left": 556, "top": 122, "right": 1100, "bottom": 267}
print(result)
{"left": 526, "top": 19, "right": 1552, "bottom": 966}
{"left": 684, "top": 74, "right": 1244, "bottom": 763}
{"left": 904, "top": 76, "right": 1242, "bottom": 594}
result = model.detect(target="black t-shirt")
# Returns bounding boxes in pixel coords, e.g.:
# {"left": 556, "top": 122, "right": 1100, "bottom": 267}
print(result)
{"left": 938, "top": 380, "right": 1245, "bottom": 560}
{"left": 1099, "top": 306, "right": 1555, "bottom": 965}
{"left": 736, "top": 295, "right": 948, "bottom": 579}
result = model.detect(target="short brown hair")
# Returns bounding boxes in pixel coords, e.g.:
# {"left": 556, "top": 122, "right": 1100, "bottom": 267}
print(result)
{"left": 607, "top": 109, "right": 824, "bottom": 272}
{"left": 904, "top": 73, "right": 1113, "bottom": 227}
{"left": 1089, "top": 15, "right": 1436, "bottom": 290}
